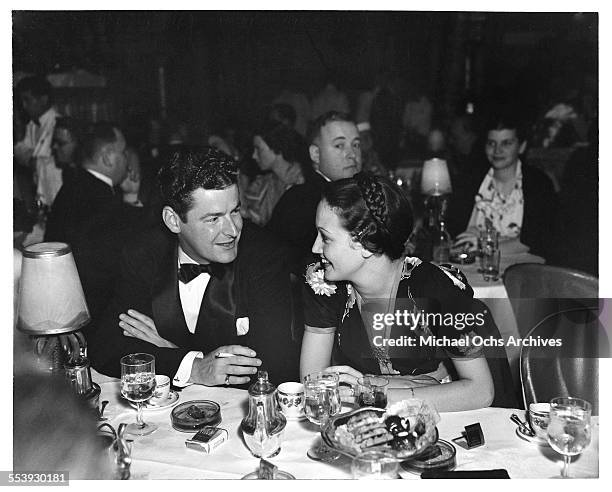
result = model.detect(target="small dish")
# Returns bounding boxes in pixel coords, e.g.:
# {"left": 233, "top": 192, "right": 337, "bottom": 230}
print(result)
{"left": 130, "top": 390, "right": 179, "bottom": 411}
{"left": 284, "top": 414, "right": 307, "bottom": 422}
{"left": 516, "top": 425, "right": 549, "bottom": 446}
{"left": 171, "top": 400, "right": 222, "bottom": 432}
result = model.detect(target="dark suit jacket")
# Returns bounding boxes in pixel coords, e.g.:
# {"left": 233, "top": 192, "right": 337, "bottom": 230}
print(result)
{"left": 87, "top": 223, "right": 299, "bottom": 386}
{"left": 45, "top": 168, "right": 148, "bottom": 318}
{"left": 267, "top": 172, "right": 326, "bottom": 274}
{"left": 447, "top": 162, "right": 558, "bottom": 260}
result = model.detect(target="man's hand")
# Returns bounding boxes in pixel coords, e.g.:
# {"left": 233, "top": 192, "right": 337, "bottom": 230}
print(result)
{"left": 119, "top": 309, "right": 178, "bottom": 348}
{"left": 189, "top": 345, "right": 262, "bottom": 386}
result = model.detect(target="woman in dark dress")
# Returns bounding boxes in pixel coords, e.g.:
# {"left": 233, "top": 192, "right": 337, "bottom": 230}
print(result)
{"left": 300, "top": 172, "right": 494, "bottom": 411}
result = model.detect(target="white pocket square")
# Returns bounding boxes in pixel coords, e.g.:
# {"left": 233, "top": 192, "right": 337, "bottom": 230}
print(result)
{"left": 236, "top": 317, "right": 249, "bottom": 336}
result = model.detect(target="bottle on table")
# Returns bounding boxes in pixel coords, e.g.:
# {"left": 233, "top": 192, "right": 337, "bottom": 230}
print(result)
{"left": 432, "top": 220, "right": 451, "bottom": 264}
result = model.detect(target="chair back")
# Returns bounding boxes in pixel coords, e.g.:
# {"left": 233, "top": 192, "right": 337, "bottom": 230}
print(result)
{"left": 503, "top": 263, "right": 598, "bottom": 338}
{"left": 520, "top": 307, "right": 605, "bottom": 415}
{"left": 472, "top": 298, "right": 520, "bottom": 408}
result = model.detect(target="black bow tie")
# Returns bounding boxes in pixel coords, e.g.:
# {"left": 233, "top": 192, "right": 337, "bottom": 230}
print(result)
{"left": 178, "top": 263, "right": 223, "bottom": 283}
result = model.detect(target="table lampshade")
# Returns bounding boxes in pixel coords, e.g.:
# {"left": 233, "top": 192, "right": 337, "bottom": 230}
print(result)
{"left": 17, "top": 242, "right": 90, "bottom": 335}
{"left": 421, "top": 158, "right": 452, "bottom": 196}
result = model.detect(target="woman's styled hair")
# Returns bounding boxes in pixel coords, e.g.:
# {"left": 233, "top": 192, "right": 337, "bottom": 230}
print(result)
{"left": 322, "top": 172, "right": 413, "bottom": 260}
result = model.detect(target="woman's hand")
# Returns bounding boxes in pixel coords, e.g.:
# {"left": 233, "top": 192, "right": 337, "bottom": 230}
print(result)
{"left": 324, "top": 365, "right": 363, "bottom": 402}
{"left": 119, "top": 309, "right": 178, "bottom": 348}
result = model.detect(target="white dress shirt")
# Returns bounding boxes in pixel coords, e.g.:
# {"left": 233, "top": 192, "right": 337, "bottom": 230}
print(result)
{"left": 172, "top": 247, "right": 212, "bottom": 386}
{"left": 14, "top": 107, "right": 63, "bottom": 205}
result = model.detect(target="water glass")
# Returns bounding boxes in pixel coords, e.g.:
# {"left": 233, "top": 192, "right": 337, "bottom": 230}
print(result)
{"left": 303, "top": 371, "right": 341, "bottom": 461}
{"left": 120, "top": 353, "right": 158, "bottom": 436}
{"left": 356, "top": 376, "right": 389, "bottom": 409}
{"left": 479, "top": 228, "right": 500, "bottom": 281}
{"left": 351, "top": 450, "right": 399, "bottom": 479}
{"left": 547, "top": 397, "right": 592, "bottom": 478}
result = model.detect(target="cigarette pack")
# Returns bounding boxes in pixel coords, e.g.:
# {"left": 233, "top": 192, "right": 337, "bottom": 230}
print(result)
{"left": 185, "top": 426, "right": 228, "bottom": 453}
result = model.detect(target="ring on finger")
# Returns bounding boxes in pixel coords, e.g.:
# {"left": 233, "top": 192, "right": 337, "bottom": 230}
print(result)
{"left": 224, "top": 374, "right": 230, "bottom": 386}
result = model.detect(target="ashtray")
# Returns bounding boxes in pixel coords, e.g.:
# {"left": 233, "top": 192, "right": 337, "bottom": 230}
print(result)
{"left": 449, "top": 251, "right": 476, "bottom": 265}
{"left": 171, "top": 400, "right": 221, "bottom": 432}
{"left": 400, "top": 439, "right": 456, "bottom": 475}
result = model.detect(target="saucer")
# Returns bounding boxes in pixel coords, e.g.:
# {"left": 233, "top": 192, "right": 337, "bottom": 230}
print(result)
{"left": 515, "top": 426, "right": 548, "bottom": 446}
{"left": 284, "top": 414, "right": 307, "bottom": 422}
{"left": 130, "top": 390, "right": 180, "bottom": 411}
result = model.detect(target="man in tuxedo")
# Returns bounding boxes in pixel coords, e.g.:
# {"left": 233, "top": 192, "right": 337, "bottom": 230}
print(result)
{"left": 267, "top": 111, "right": 362, "bottom": 273}
{"left": 87, "top": 147, "right": 298, "bottom": 386}
{"left": 45, "top": 122, "right": 136, "bottom": 318}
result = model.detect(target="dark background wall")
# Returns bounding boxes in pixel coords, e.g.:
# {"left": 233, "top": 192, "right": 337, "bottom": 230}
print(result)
{"left": 13, "top": 11, "right": 597, "bottom": 139}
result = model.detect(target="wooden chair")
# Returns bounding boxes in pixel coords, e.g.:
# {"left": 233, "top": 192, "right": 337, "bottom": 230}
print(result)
{"left": 519, "top": 307, "right": 605, "bottom": 415}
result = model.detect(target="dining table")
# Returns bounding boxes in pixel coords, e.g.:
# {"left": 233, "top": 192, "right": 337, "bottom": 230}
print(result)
{"left": 93, "top": 370, "right": 599, "bottom": 480}
{"left": 453, "top": 243, "right": 545, "bottom": 390}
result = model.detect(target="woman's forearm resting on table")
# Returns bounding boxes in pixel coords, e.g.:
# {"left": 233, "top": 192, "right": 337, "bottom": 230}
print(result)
{"left": 388, "top": 357, "right": 494, "bottom": 412}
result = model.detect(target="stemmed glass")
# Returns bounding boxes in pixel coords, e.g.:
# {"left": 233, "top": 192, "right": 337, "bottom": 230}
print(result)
{"left": 304, "top": 372, "right": 342, "bottom": 461}
{"left": 120, "top": 353, "right": 158, "bottom": 436}
{"left": 547, "top": 397, "right": 592, "bottom": 478}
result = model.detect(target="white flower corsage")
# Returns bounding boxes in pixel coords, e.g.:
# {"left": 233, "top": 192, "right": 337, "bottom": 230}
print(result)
{"left": 305, "top": 262, "right": 337, "bottom": 296}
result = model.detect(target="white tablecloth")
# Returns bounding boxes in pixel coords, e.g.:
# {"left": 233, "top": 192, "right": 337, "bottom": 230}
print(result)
{"left": 93, "top": 371, "right": 598, "bottom": 479}
{"left": 460, "top": 251, "right": 545, "bottom": 390}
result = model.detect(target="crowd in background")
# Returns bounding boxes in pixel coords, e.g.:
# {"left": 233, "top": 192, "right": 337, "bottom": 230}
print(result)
{"left": 14, "top": 70, "right": 598, "bottom": 277}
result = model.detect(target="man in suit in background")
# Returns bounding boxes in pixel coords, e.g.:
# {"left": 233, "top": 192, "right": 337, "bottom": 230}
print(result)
{"left": 87, "top": 147, "right": 298, "bottom": 386}
{"left": 45, "top": 122, "right": 140, "bottom": 318}
{"left": 267, "top": 111, "right": 362, "bottom": 273}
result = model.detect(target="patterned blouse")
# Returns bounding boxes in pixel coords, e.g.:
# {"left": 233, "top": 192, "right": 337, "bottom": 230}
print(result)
{"left": 303, "top": 257, "right": 484, "bottom": 377}
{"left": 470, "top": 161, "right": 524, "bottom": 237}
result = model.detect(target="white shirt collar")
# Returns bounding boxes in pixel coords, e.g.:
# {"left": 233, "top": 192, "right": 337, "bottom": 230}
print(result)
{"left": 177, "top": 246, "right": 201, "bottom": 266}
{"left": 38, "top": 107, "right": 58, "bottom": 125}
{"left": 85, "top": 168, "right": 114, "bottom": 188}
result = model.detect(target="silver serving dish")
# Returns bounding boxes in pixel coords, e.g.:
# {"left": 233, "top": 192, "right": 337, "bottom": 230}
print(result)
{"left": 321, "top": 406, "right": 439, "bottom": 461}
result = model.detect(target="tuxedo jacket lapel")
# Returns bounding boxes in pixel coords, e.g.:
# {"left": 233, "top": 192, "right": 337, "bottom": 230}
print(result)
{"left": 152, "top": 243, "right": 192, "bottom": 348}
{"left": 194, "top": 260, "right": 239, "bottom": 352}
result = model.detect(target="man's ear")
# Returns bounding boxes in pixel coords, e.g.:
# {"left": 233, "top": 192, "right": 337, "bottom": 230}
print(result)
{"left": 162, "top": 206, "right": 182, "bottom": 234}
{"left": 100, "top": 143, "right": 114, "bottom": 170}
{"left": 309, "top": 144, "right": 320, "bottom": 170}
{"left": 518, "top": 140, "right": 527, "bottom": 155}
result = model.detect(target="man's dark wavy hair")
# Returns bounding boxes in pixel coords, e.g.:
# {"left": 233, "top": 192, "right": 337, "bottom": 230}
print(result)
{"left": 158, "top": 146, "right": 238, "bottom": 222}
{"left": 321, "top": 172, "right": 413, "bottom": 260}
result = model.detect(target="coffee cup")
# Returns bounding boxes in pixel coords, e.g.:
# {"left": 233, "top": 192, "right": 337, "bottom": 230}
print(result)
{"left": 529, "top": 402, "right": 551, "bottom": 440}
{"left": 150, "top": 375, "right": 171, "bottom": 404}
{"left": 277, "top": 382, "right": 305, "bottom": 420}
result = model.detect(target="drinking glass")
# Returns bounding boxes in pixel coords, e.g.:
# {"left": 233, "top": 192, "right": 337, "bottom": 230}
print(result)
{"left": 303, "top": 372, "right": 341, "bottom": 461}
{"left": 547, "top": 397, "right": 592, "bottom": 478}
{"left": 351, "top": 450, "right": 399, "bottom": 479}
{"left": 479, "top": 227, "right": 500, "bottom": 281}
{"left": 120, "top": 353, "right": 158, "bottom": 436}
{"left": 356, "top": 376, "right": 389, "bottom": 409}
